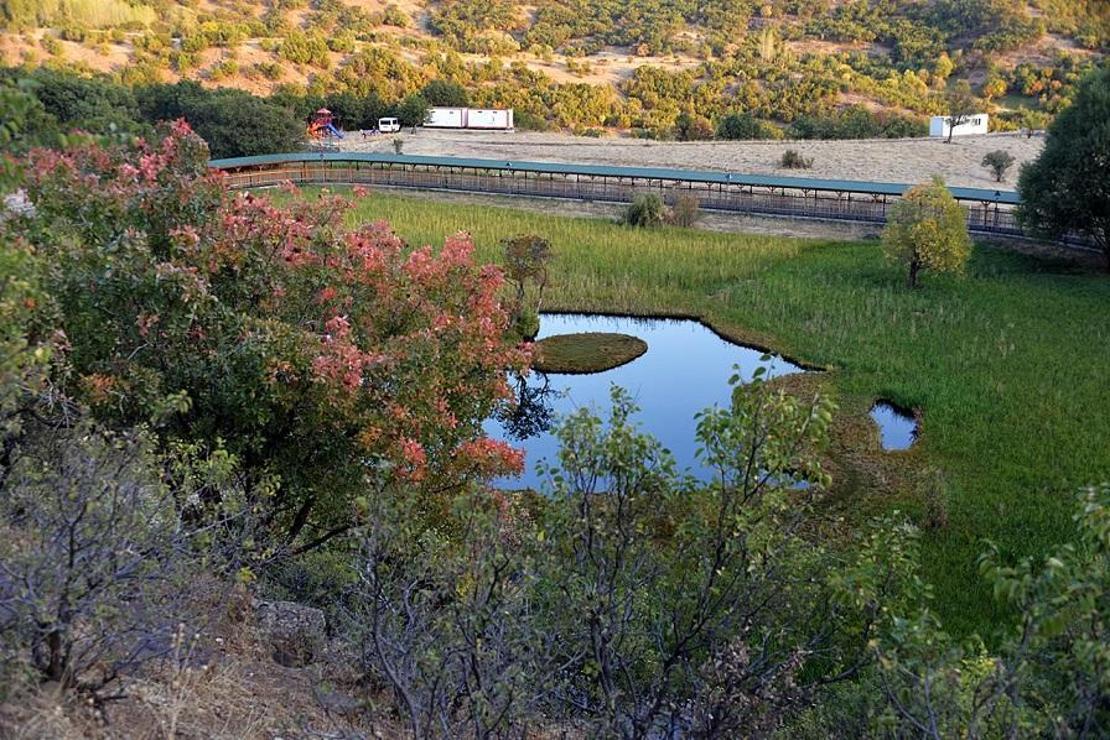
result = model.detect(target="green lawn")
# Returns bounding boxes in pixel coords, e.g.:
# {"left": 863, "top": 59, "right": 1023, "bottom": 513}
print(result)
{"left": 302, "top": 188, "right": 1110, "bottom": 637}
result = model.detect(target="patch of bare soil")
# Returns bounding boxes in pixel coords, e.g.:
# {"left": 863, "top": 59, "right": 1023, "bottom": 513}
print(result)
{"left": 344, "top": 129, "right": 1044, "bottom": 190}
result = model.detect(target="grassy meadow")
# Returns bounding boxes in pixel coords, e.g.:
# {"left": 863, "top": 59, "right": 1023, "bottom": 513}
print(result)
{"left": 298, "top": 188, "right": 1110, "bottom": 637}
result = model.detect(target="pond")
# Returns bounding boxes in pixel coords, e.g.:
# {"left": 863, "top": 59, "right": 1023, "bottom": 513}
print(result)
{"left": 484, "top": 312, "right": 810, "bottom": 489}
{"left": 869, "top": 401, "right": 918, "bottom": 451}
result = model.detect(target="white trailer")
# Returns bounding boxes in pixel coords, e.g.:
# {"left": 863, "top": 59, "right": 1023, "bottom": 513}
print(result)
{"left": 422, "top": 107, "right": 514, "bottom": 131}
{"left": 466, "top": 108, "right": 514, "bottom": 130}
{"left": 377, "top": 117, "right": 401, "bottom": 133}
{"left": 424, "top": 107, "right": 467, "bottom": 129}
{"left": 929, "top": 113, "right": 989, "bottom": 138}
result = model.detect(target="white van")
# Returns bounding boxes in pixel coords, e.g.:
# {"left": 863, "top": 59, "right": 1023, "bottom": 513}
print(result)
{"left": 377, "top": 117, "right": 401, "bottom": 133}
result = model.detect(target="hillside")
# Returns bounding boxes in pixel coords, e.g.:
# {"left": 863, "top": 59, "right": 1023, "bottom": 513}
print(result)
{"left": 0, "top": 0, "right": 1104, "bottom": 136}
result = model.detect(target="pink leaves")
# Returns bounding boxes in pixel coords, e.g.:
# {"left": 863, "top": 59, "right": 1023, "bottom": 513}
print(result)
{"left": 19, "top": 126, "right": 534, "bottom": 496}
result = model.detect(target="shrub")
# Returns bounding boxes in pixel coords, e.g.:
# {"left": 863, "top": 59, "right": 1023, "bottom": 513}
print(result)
{"left": 623, "top": 192, "right": 666, "bottom": 227}
{"left": 882, "top": 177, "right": 971, "bottom": 288}
{"left": 421, "top": 79, "right": 468, "bottom": 107}
{"left": 716, "top": 112, "right": 776, "bottom": 140}
{"left": 136, "top": 82, "right": 303, "bottom": 158}
{"left": 13, "top": 125, "right": 531, "bottom": 550}
{"left": 674, "top": 111, "right": 714, "bottom": 141}
{"left": 0, "top": 425, "right": 238, "bottom": 697}
{"left": 339, "top": 381, "right": 919, "bottom": 737}
{"left": 381, "top": 3, "right": 409, "bottom": 27}
{"left": 668, "top": 193, "right": 700, "bottom": 227}
{"left": 780, "top": 149, "right": 813, "bottom": 169}
{"left": 981, "top": 149, "right": 1015, "bottom": 182}
{"left": 392, "top": 136, "right": 403, "bottom": 154}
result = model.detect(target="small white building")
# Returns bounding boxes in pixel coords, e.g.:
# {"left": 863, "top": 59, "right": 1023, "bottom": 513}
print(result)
{"left": 423, "top": 107, "right": 515, "bottom": 131}
{"left": 929, "top": 113, "right": 989, "bottom": 138}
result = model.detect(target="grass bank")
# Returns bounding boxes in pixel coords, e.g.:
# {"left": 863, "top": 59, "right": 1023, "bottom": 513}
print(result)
{"left": 299, "top": 188, "right": 1110, "bottom": 638}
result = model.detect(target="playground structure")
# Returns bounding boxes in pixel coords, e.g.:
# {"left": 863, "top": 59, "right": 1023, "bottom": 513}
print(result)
{"left": 307, "top": 108, "right": 344, "bottom": 140}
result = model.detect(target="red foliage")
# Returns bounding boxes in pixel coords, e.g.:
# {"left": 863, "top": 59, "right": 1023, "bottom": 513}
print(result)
{"left": 11, "top": 122, "right": 532, "bottom": 539}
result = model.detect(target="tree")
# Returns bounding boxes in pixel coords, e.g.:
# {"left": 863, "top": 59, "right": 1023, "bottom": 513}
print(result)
{"left": 136, "top": 82, "right": 303, "bottom": 158}
{"left": 981, "top": 149, "right": 1015, "bottom": 182}
{"left": 716, "top": 112, "right": 765, "bottom": 140}
{"left": 396, "top": 93, "right": 429, "bottom": 128}
{"left": 1017, "top": 65, "right": 1110, "bottom": 270}
{"left": 420, "top": 79, "right": 469, "bottom": 108}
{"left": 943, "top": 80, "right": 978, "bottom": 143}
{"left": 340, "top": 381, "right": 923, "bottom": 737}
{"left": 674, "top": 111, "right": 714, "bottom": 141}
{"left": 501, "top": 234, "right": 552, "bottom": 340}
{"left": 882, "top": 177, "right": 972, "bottom": 288}
{"left": 11, "top": 124, "right": 531, "bottom": 553}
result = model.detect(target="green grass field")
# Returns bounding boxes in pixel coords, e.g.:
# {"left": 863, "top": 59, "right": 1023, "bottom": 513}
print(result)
{"left": 299, "top": 188, "right": 1110, "bottom": 637}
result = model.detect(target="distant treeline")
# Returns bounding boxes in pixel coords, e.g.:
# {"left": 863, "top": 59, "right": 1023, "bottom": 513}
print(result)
{"left": 0, "top": 67, "right": 471, "bottom": 158}
{"left": 1, "top": 66, "right": 942, "bottom": 162}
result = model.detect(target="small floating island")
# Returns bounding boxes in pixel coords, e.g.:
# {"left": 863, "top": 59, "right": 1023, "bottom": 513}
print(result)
{"left": 533, "top": 332, "right": 648, "bottom": 374}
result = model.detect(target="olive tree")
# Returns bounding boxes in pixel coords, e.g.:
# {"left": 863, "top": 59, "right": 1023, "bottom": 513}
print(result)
{"left": 1017, "top": 64, "right": 1110, "bottom": 270}
{"left": 882, "top": 177, "right": 972, "bottom": 288}
{"left": 981, "top": 150, "right": 1015, "bottom": 182}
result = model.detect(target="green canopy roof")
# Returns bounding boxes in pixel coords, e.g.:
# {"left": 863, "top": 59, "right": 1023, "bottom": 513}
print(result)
{"left": 208, "top": 151, "right": 1021, "bottom": 205}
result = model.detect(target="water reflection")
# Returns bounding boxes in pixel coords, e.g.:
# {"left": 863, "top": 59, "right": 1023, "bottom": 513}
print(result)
{"left": 870, "top": 401, "right": 918, "bottom": 451}
{"left": 485, "top": 312, "right": 810, "bottom": 489}
{"left": 494, "top": 372, "right": 561, "bottom": 441}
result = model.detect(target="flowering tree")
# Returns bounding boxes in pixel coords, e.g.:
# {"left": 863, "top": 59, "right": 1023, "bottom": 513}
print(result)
{"left": 7, "top": 122, "right": 530, "bottom": 551}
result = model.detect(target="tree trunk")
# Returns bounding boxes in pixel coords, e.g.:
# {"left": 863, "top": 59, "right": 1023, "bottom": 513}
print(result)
{"left": 908, "top": 259, "right": 921, "bottom": 288}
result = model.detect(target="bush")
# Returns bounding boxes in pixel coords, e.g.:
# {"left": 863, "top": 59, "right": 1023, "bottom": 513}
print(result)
{"left": 135, "top": 82, "right": 303, "bottom": 158}
{"left": 13, "top": 125, "right": 530, "bottom": 549}
{"left": 0, "top": 425, "right": 235, "bottom": 696}
{"left": 623, "top": 192, "right": 666, "bottom": 227}
{"left": 780, "top": 149, "right": 813, "bottom": 169}
{"left": 668, "top": 193, "right": 700, "bottom": 227}
{"left": 981, "top": 150, "right": 1015, "bottom": 182}
{"left": 716, "top": 112, "right": 776, "bottom": 140}
{"left": 674, "top": 111, "right": 714, "bottom": 141}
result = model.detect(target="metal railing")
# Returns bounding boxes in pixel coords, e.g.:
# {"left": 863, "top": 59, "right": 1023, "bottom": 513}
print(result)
{"left": 212, "top": 158, "right": 1085, "bottom": 249}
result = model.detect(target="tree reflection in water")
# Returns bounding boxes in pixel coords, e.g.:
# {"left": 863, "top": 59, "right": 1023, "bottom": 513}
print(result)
{"left": 496, "top": 372, "right": 561, "bottom": 441}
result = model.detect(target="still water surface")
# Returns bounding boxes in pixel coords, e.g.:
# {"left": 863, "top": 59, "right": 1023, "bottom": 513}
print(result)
{"left": 869, "top": 402, "right": 918, "bottom": 451}
{"left": 484, "top": 312, "right": 809, "bottom": 489}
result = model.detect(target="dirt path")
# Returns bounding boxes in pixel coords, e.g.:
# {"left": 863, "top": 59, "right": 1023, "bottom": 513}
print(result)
{"left": 342, "top": 129, "right": 1042, "bottom": 190}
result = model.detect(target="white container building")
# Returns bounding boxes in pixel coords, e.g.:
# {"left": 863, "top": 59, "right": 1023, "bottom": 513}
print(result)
{"left": 929, "top": 113, "right": 989, "bottom": 138}
{"left": 423, "top": 107, "right": 515, "bottom": 131}
{"left": 424, "top": 107, "right": 467, "bottom": 129}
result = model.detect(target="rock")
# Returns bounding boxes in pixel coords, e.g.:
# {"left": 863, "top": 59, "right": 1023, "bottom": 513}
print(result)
{"left": 253, "top": 599, "right": 327, "bottom": 667}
